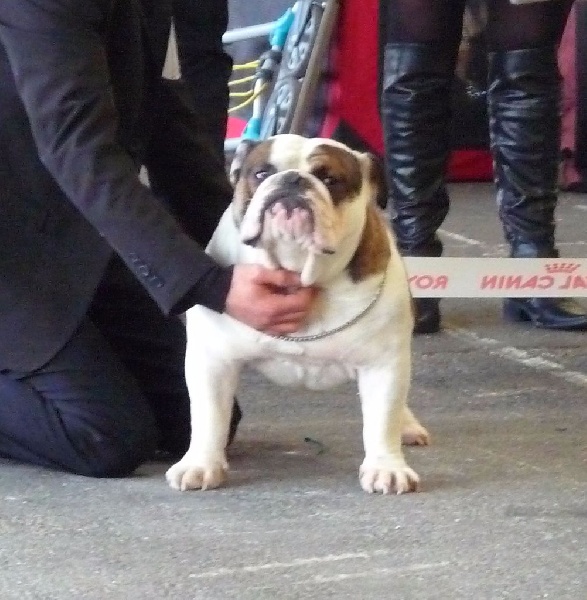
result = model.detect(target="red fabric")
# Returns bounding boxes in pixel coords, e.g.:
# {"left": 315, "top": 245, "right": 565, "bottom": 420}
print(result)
{"left": 226, "top": 1, "right": 493, "bottom": 181}
{"left": 447, "top": 150, "right": 493, "bottom": 182}
{"left": 226, "top": 116, "right": 247, "bottom": 139}
{"left": 319, "top": 0, "right": 493, "bottom": 181}
{"left": 319, "top": 0, "right": 383, "bottom": 153}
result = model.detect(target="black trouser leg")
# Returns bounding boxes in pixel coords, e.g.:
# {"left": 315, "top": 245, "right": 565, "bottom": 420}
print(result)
{"left": 0, "top": 319, "right": 158, "bottom": 477}
{"left": 0, "top": 259, "right": 241, "bottom": 477}
{"left": 89, "top": 259, "right": 241, "bottom": 458}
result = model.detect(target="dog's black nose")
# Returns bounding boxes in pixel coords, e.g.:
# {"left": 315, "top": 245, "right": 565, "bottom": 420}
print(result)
{"left": 281, "top": 171, "right": 311, "bottom": 191}
{"left": 282, "top": 171, "right": 303, "bottom": 186}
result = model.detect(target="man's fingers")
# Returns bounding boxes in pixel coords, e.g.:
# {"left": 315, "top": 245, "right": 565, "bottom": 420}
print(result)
{"left": 254, "top": 306, "right": 310, "bottom": 334}
{"left": 267, "top": 288, "right": 316, "bottom": 318}
{"left": 270, "top": 311, "right": 308, "bottom": 327}
{"left": 225, "top": 264, "right": 319, "bottom": 333}
{"left": 254, "top": 266, "right": 302, "bottom": 290}
{"left": 264, "top": 319, "right": 307, "bottom": 335}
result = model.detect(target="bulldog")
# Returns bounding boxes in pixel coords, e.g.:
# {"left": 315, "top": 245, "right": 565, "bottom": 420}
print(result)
{"left": 166, "top": 134, "right": 429, "bottom": 495}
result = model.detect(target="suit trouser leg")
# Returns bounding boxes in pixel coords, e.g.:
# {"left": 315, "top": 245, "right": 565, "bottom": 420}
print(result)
{"left": 0, "top": 258, "right": 241, "bottom": 477}
{"left": 0, "top": 317, "right": 159, "bottom": 477}
{"left": 89, "top": 258, "right": 242, "bottom": 456}
{"left": 88, "top": 258, "right": 193, "bottom": 459}
{"left": 0, "top": 259, "right": 190, "bottom": 477}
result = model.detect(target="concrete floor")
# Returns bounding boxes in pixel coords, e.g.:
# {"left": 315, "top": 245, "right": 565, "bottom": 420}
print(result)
{"left": 1, "top": 183, "right": 586, "bottom": 599}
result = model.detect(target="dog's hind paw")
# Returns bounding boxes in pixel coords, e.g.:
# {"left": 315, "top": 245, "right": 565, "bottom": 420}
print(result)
{"left": 359, "top": 459, "right": 420, "bottom": 495}
{"left": 166, "top": 458, "right": 228, "bottom": 491}
{"left": 401, "top": 407, "right": 430, "bottom": 446}
{"left": 401, "top": 422, "right": 430, "bottom": 446}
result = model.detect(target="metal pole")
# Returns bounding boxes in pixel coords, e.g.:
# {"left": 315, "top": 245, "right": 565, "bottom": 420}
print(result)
{"left": 222, "top": 22, "right": 276, "bottom": 46}
{"left": 288, "top": 0, "right": 340, "bottom": 135}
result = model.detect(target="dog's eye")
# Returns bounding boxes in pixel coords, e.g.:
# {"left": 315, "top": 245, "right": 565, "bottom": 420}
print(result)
{"left": 254, "top": 169, "right": 271, "bottom": 182}
{"left": 312, "top": 166, "right": 344, "bottom": 189}
{"left": 321, "top": 175, "right": 341, "bottom": 188}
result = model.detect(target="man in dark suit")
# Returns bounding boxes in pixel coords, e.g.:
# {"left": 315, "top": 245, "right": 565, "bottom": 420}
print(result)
{"left": 0, "top": 0, "right": 315, "bottom": 477}
{"left": 174, "top": 0, "right": 233, "bottom": 167}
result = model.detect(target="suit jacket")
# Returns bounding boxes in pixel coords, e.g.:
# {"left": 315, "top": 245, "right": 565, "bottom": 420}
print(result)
{"left": 0, "top": 0, "right": 233, "bottom": 371}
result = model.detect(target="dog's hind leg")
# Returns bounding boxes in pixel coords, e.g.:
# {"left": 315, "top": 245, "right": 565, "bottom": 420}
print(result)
{"left": 401, "top": 406, "right": 430, "bottom": 446}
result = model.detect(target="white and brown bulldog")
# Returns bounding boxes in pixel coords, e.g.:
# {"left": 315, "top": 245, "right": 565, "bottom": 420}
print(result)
{"left": 166, "top": 134, "right": 429, "bottom": 495}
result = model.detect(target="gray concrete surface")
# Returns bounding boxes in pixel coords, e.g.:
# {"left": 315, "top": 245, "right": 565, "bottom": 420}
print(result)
{"left": 1, "top": 184, "right": 587, "bottom": 599}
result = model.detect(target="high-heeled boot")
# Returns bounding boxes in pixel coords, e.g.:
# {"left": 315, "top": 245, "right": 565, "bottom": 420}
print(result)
{"left": 380, "top": 43, "right": 457, "bottom": 333}
{"left": 488, "top": 47, "right": 587, "bottom": 330}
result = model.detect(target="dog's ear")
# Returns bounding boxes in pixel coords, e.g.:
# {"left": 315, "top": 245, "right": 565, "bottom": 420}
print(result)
{"left": 229, "top": 139, "right": 260, "bottom": 186}
{"left": 362, "top": 152, "right": 388, "bottom": 209}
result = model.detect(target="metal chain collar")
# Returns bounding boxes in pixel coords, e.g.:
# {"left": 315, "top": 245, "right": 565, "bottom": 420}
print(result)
{"left": 269, "top": 271, "right": 387, "bottom": 342}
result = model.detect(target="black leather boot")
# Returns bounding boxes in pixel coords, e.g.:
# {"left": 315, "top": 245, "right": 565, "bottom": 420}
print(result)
{"left": 413, "top": 298, "right": 441, "bottom": 335}
{"left": 488, "top": 47, "right": 587, "bottom": 331}
{"left": 381, "top": 43, "right": 457, "bottom": 333}
{"left": 502, "top": 245, "right": 587, "bottom": 330}
{"left": 503, "top": 297, "right": 587, "bottom": 330}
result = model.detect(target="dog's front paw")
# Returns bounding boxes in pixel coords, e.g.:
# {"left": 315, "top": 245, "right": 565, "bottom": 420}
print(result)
{"left": 359, "top": 457, "right": 420, "bottom": 495}
{"left": 166, "top": 457, "right": 228, "bottom": 491}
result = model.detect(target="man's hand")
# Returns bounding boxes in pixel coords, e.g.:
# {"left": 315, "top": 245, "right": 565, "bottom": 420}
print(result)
{"left": 225, "top": 265, "right": 318, "bottom": 335}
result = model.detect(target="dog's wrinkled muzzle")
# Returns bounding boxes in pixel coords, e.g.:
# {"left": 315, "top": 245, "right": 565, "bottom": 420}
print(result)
{"left": 240, "top": 189, "right": 338, "bottom": 255}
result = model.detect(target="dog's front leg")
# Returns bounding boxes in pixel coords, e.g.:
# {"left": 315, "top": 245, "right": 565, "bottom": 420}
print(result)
{"left": 166, "top": 347, "right": 241, "bottom": 492}
{"left": 357, "top": 363, "right": 420, "bottom": 495}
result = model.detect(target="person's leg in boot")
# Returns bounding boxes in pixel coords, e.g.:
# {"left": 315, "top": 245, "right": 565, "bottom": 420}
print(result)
{"left": 380, "top": 0, "right": 467, "bottom": 333}
{"left": 486, "top": 0, "right": 587, "bottom": 330}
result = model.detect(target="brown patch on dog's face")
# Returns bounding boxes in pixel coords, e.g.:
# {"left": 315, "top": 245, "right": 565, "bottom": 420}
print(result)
{"left": 231, "top": 141, "right": 275, "bottom": 224}
{"left": 307, "top": 144, "right": 363, "bottom": 204}
{"left": 231, "top": 138, "right": 366, "bottom": 228}
{"left": 347, "top": 202, "right": 391, "bottom": 282}
{"left": 231, "top": 136, "right": 389, "bottom": 263}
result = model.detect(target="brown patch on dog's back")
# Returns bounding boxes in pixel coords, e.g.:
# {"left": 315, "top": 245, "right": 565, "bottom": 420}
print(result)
{"left": 347, "top": 203, "right": 391, "bottom": 282}
{"left": 307, "top": 144, "right": 363, "bottom": 204}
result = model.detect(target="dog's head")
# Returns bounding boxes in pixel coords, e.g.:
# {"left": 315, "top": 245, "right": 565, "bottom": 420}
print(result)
{"left": 229, "top": 134, "right": 389, "bottom": 283}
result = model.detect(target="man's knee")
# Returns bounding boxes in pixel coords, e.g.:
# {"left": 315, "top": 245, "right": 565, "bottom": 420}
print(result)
{"left": 65, "top": 419, "right": 159, "bottom": 478}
